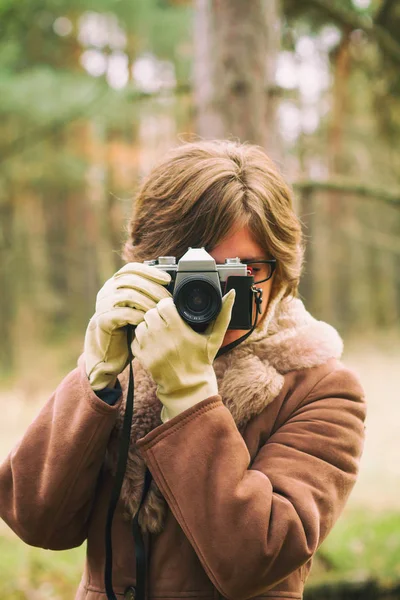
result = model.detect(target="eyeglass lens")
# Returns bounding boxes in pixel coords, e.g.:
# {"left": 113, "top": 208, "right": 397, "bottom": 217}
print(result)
{"left": 247, "top": 262, "right": 273, "bottom": 283}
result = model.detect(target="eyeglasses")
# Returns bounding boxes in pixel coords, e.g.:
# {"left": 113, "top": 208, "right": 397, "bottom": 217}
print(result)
{"left": 246, "top": 259, "right": 277, "bottom": 285}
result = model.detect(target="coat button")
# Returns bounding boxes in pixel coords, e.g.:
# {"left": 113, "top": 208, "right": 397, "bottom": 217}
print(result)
{"left": 124, "top": 586, "right": 136, "bottom": 600}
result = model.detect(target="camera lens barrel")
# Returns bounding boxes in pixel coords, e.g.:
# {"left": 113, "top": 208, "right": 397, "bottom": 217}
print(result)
{"left": 173, "top": 276, "right": 222, "bottom": 326}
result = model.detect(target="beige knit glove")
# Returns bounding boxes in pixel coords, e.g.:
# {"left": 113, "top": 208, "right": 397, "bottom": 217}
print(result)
{"left": 84, "top": 263, "right": 171, "bottom": 391}
{"left": 131, "top": 289, "right": 236, "bottom": 423}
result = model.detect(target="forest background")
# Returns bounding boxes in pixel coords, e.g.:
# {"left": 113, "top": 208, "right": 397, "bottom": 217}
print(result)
{"left": 0, "top": 0, "right": 400, "bottom": 598}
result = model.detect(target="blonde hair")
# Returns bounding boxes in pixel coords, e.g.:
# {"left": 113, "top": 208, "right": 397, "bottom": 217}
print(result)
{"left": 122, "top": 139, "right": 304, "bottom": 301}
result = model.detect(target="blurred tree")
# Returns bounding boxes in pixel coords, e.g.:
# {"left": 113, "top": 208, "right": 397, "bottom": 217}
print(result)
{"left": 193, "top": 0, "right": 282, "bottom": 158}
{"left": 280, "top": 0, "right": 400, "bottom": 330}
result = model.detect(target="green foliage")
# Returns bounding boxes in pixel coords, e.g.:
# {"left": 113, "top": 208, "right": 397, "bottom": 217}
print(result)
{"left": 0, "top": 533, "right": 84, "bottom": 599}
{"left": 0, "top": 68, "right": 107, "bottom": 122}
{"left": 112, "top": 0, "right": 192, "bottom": 69}
{"left": 314, "top": 507, "right": 400, "bottom": 586}
{"left": 0, "top": 0, "right": 192, "bottom": 179}
{"left": 283, "top": 0, "right": 377, "bottom": 25}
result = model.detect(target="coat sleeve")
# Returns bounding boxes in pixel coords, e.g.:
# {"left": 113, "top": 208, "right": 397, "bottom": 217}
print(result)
{"left": 136, "top": 363, "right": 367, "bottom": 600}
{"left": 0, "top": 353, "right": 122, "bottom": 550}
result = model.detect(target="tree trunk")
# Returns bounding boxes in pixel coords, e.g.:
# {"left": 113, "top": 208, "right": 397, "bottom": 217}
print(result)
{"left": 0, "top": 188, "right": 15, "bottom": 376}
{"left": 193, "top": 0, "right": 281, "bottom": 149}
{"left": 193, "top": 0, "right": 224, "bottom": 138}
{"left": 264, "top": 0, "right": 282, "bottom": 161}
{"left": 326, "top": 31, "right": 352, "bottom": 328}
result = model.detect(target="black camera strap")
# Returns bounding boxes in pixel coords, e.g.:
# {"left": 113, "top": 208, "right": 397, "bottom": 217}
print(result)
{"left": 104, "top": 286, "right": 263, "bottom": 600}
{"left": 104, "top": 324, "right": 137, "bottom": 600}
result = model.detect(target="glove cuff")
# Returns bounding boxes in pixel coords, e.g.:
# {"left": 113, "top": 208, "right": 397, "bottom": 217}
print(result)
{"left": 159, "top": 369, "right": 218, "bottom": 423}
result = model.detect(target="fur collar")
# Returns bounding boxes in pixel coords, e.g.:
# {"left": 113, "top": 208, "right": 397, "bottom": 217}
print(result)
{"left": 105, "top": 293, "right": 343, "bottom": 535}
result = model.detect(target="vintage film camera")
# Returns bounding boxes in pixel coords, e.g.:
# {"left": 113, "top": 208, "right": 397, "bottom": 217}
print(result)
{"left": 144, "top": 247, "right": 258, "bottom": 331}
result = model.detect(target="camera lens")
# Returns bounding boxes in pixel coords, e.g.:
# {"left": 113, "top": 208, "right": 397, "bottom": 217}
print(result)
{"left": 174, "top": 277, "right": 221, "bottom": 326}
{"left": 187, "top": 286, "right": 210, "bottom": 313}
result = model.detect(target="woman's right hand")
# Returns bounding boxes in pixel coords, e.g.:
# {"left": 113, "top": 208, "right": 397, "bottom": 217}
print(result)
{"left": 84, "top": 262, "right": 172, "bottom": 391}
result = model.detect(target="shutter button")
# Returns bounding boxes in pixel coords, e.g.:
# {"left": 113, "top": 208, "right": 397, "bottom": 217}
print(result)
{"left": 124, "top": 586, "right": 136, "bottom": 599}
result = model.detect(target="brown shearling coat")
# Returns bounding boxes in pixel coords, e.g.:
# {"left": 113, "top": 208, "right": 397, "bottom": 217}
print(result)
{"left": 0, "top": 296, "right": 367, "bottom": 600}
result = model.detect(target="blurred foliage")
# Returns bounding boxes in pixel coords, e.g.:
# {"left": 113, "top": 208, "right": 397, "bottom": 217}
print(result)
{"left": 0, "top": 532, "right": 84, "bottom": 599}
{"left": 0, "top": 0, "right": 192, "bottom": 160}
{"left": 318, "top": 508, "right": 400, "bottom": 586}
{"left": 0, "top": 0, "right": 192, "bottom": 70}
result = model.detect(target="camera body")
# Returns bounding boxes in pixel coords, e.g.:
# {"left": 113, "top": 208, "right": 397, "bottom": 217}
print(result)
{"left": 144, "top": 247, "right": 255, "bottom": 330}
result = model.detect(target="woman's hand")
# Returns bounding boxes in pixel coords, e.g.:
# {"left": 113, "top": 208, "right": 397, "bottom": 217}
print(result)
{"left": 131, "top": 289, "right": 236, "bottom": 423}
{"left": 84, "top": 263, "right": 171, "bottom": 391}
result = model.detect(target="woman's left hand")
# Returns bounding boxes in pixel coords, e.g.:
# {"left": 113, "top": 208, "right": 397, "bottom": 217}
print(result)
{"left": 131, "top": 289, "right": 236, "bottom": 423}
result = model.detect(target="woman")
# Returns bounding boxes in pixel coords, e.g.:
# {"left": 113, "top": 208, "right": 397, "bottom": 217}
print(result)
{"left": 0, "top": 140, "right": 367, "bottom": 600}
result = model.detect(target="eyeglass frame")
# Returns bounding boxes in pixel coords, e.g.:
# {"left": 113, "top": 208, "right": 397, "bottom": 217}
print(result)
{"left": 245, "top": 259, "right": 277, "bottom": 285}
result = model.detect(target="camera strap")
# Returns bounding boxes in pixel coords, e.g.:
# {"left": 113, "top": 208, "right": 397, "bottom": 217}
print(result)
{"left": 104, "top": 324, "right": 138, "bottom": 600}
{"left": 104, "top": 286, "right": 263, "bottom": 600}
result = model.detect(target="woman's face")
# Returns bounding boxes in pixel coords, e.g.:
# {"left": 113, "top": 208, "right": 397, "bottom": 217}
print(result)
{"left": 209, "top": 224, "right": 275, "bottom": 348}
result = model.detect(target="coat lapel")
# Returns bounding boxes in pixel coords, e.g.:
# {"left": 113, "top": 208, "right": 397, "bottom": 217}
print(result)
{"left": 105, "top": 294, "right": 343, "bottom": 534}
